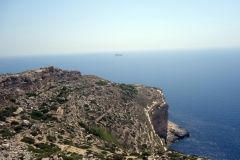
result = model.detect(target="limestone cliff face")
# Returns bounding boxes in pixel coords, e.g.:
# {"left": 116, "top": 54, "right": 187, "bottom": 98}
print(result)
{"left": 151, "top": 105, "right": 168, "bottom": 140}
{"left": 135, "top": 86, "right": 168, "bottom": 148}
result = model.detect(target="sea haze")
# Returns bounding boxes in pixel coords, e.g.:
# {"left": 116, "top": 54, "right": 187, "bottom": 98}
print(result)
{"left": 1, "top": 48, "right": 240, "bottom": 160}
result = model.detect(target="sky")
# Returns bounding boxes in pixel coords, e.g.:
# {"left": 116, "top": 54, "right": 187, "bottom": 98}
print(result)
{"left": 0, "top": 0, "right": 240, "bottom": 56}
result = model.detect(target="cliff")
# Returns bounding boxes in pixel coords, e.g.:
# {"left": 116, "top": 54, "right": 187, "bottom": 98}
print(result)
{"left": 0, "top": 66, "right": 194, "bottom": 160}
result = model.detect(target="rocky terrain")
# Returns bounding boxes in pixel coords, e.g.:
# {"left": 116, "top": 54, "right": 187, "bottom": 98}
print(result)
{"left": 0, "top": 66, "right": 207, "bottom": 160}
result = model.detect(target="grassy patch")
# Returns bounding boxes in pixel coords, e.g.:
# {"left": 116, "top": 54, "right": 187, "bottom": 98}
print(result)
{"left": 91, "top": 127, "right": 119, "bottom": 145}
{"left": 21, "top": 137, "right": 35, "bottom": 144}
{"left": 119, "top": 83, "right": 138, "bottom": 95}
{"left": 74, "top": 143, "right": 91, "bottom": 149}
{"left": 28, "top": 143, "right": 60, "bottom": 158}
{"left": 95, "top": 80, "right": 108, "bottom": 86}
{"left": 0, "top": 129, "right": 15, "bottom": 138}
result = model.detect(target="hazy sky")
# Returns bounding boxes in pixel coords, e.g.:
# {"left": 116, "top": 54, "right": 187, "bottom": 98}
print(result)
{"left": 1, "top": 0, "right": 240, "bottom": 56}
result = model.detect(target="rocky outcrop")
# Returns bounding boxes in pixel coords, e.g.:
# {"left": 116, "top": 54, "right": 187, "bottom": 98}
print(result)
{"left": 167, "top": 121, "right": 190, "bottom": 144}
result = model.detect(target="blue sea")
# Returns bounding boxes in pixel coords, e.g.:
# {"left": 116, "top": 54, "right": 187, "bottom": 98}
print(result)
{"left": 1, "top": 48, "right": 240, "bottom": 160}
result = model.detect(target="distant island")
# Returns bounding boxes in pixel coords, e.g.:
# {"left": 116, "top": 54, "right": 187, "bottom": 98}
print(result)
{"left": 115, "top": 54, "right": 123, "bottom": 56}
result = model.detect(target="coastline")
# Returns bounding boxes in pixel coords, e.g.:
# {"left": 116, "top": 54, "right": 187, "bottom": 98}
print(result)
{"left": 167, "top": 121, "right": 190, "bottom": 145}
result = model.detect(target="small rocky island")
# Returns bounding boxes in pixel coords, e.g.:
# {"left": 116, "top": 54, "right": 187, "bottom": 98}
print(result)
{"left": 115, "top": 54, "right": 123, "bottom": 56}
{"left": 0, "top": 66, "right": 206, "bottom": 160}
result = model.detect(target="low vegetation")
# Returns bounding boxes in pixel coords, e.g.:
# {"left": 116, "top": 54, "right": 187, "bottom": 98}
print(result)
{"left": 95, "top": 80, "right": 108, "bottom": 86}
{"left": 26, "top": 92, "right": 37, "bottom": 97}
{"left": 21, "top": 137, "right": 35, "bottom": 144}
{"left": 119, "top": 83, "right": 138, "bottom": 94}
{"left": 30, "top": 110, "right": 57, "bottom": 121}
{"left": 46, "top": 135, "right": 56, "bottom": 142}
{"left": 28, "top": 143, "right": 61, "bottom": 158}
{"left": 0, "top": 107, "right": 17, "bottom": 121}
{"left": 0, "top": 129, "right": 15, "bottom": 138}
{"left": 91, "top": 127, "right": 119, "bottom": 145}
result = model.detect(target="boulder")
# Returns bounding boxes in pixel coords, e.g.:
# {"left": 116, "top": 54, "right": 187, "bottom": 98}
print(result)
{"left": 1, "top": 143, "right": 10, "bottom": 150}
{"left": 22, "top": 120, "right": 30, "bottom": 126}
{"left": 13, "top": 107, "right": 23, "bottom": 114}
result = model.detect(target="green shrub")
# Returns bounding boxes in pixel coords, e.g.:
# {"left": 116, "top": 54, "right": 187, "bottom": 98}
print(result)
{"left": 58, "top": 135, "right": 63, "bottom": 139}
{"left": 142, "top": 152, "right": 150, "bottom": 157}
{"left": 30, "top": 110, "right": 43, "bottom": 120}
{"left": 21, "top": 115, "right": 29, "bottom": 120}
{"left": 14, "top": 126, "right": 23, "bottom": 133}
{"left": 119, "top": 83, "right": 138, "bottom": 95}
{"left": 28, "top": 143, "right": 60, "bottom": 157}
{"left": 112, "top": 154, "right": 125, "bottom": 160}
{"left": 63, "top": 139, "right": 72, "bottom": 145}
{"left": 142, "top": 143, "right": 148, "bottom": 149}
{"left": 30, "top": 110, "right": 57, "bottom": 121}
{"left": 101, "top": 151, "right": 108, "bottom": 154}
{"left": 0, "top": 129, "right": 15, "bottom": 137}
{"left": 0, "top": 107, "right": 17, "bottom": 119}
{"left": 38, "top": 106, "right": 49, "bottom": 114}
{"left": 30, "top": 131, "right": 38, "bottom": 136}
{"left": 59, "top": 130, "right": 65, "bottom": 135}
{"left": 78, "top": 121, "right": 90, "bottom": 132}
{"left": 58, "top": 153, "right": 80, "bottom": 160}
{"left": 57, "top": 98, "right": 66, "bottom": 103}
{"left": 21, "top": 137, "right": 35, "bottom": 144}
{"left": 11, "top": 120, "right": 19, "bottom": 125}
{"left": 26, "top": 92, "right": 37, "bottom": 97}
{"left": 95, "top": 80, "right": 108, "bottom": 86}
{"left": 47, "top": 135, "right": 56, "bottom": 142}
{"left": 75, "top": 144, "right": 91, "bottom": 149}
{"left": 0, "top": 115, "right": 6, "bottom": 121}
{"left": 50, "top": 105, "right": 58, "bottom": 111}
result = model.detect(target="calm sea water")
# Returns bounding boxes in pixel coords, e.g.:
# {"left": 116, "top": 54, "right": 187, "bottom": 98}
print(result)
{"left": 1, "top": 48, "right": 240, "bottom": 160}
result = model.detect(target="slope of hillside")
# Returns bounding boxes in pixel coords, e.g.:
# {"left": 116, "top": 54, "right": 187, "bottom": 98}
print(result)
{"left": 0, "top": 66, "right": 206, "bottom": 160}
